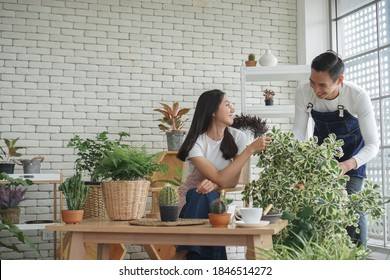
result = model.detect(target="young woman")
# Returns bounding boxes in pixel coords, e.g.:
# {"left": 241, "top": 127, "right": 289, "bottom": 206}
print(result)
{"left": 175, "top": 89, "right": 271, "bottom": 260}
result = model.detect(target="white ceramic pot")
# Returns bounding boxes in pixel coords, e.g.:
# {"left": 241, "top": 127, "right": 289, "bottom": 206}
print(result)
{"left": 259, "top": 49, "right": 278, "bottom": 66}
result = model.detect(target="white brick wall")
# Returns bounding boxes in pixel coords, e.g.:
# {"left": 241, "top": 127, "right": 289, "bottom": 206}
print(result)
{"left": 0, "top": 0, "right": 298, "bottom": 260}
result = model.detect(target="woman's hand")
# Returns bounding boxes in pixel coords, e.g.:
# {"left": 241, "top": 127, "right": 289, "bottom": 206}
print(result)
{"left": 247, "top": 136, "right": 272, "bottom": 154}
{"left": 196, "top": 179, "right": 218, "bottom": 194}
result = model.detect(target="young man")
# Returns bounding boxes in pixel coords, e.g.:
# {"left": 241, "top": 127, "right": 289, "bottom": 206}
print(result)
{"left": 293, "top": 50, "right": 380, "bottom": 247}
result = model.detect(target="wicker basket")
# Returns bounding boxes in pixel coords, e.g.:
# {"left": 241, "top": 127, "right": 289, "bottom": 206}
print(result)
{"left": 101, "top": 180, "right": 150, "bottom": 220}
{"left": 83, "top": 183, "right": 108, "bottom": 219}
{"left": 0, "top": 207, "right": 21, "bottom": 224}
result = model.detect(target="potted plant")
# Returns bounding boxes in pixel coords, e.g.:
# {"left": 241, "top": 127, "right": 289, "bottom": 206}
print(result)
{"left": 0, "top": 138, "right": 26, "bottom": 174}
{"left": 245, "top": 53, "right": 257, "bottom": 67}
{"left": 208, "top": 190, "right": 232, "bottom": 228}
{"left": 154, "top": 102, "right": 190, "bottom": 151}
{"left": 243, "top": 127, "right": 384, "bottom": 256}
{"left": 67, "top": 131, "right": 131, "bottom": 219}
{"left": 263, "top": 89, "right": 275, "bottom": 106}
{"left": 59, "top": 172, "right": 91, "bottom": 224}
{"left": 158, "top": 184, "right": 179, "bottom": 222}
{"left": 0, "top": 173, "right": 32, "bottom": 224}
{"left": 231, "top": 113, "right": 268, "bottom": 143}
{"left": 92, "top": 146, "right": 167, "bottom": 220}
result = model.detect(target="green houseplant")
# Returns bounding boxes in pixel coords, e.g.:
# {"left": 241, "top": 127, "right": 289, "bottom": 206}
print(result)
{"left": 0, "top": 173, "right": 39, "bottom": 259}
{"left": 158, "top": 184, "right": 179, "bottom": 222}
{"left": 154, "top": 102, "right": 190, "bottom": 151}
{"left": 59, "top": 173, "right": 91, "bottom": 223}
{"left": 67, "top": 131, "right": 130, "bottom": 182}
{"left": 67, "top": 131, "right": 131, "bottom": 219}
{"left": 92, "top": 146, "right": 167, "bottom": 220}
{"left": 245, "top": 53, "right": 257, "bottom": 67}
{"left": 0, "top": 138, "right": 26, "bottom": 174}
{"left": 0, "top": 173, "right": 31, "bottom": 224}
{"left": 243, "top": 127, "right": 384, "bottom": 259}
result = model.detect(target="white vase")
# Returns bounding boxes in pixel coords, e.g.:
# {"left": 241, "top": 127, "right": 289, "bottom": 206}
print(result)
{"left": 259, "top": 49, "right": 278, "bottom": 66}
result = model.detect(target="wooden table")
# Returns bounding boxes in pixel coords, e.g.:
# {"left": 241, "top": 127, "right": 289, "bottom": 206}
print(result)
{"left": 46, "top": 219, "right": 287, "bottom": 260}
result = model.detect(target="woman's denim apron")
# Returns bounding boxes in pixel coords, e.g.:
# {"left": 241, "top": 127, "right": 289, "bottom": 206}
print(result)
{"left": 307, "top": 93, "right": 367, "bottom": 247}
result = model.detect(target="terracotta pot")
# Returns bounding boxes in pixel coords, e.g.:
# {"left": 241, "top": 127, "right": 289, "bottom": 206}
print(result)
{"left": 245, "top": 60, "right": 257, "bottom": 67}
{"left": 208, "top": 213, "right": 231, "bottom": 228}
{"left": 61, "top": 209, "right": 84, "bottom": 224}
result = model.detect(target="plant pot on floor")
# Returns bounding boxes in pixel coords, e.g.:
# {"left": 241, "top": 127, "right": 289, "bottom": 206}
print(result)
{"left": 61, "top": 209, "right": 84, "bottom": 224}
{"left": 166, "top": 131, "right": 185, "bottom": 151}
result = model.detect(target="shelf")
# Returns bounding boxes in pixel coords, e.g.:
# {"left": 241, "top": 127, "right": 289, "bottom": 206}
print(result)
{"left": 6, "top": 173, "right": 62, "bottom": 183}
{"left": 241, "top": 65, "right": 310, "bottom": 115}
{"left": 16, "top": 223, "right": 60, "bottom": 231}
{"left": 246, "top": 105, "right": 295, "bottom": 118}
{"left": 243, "top": 65, "right": 311, "bottom": 82}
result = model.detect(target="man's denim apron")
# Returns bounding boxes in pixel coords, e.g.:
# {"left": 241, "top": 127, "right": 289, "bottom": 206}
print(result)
{"left": 307, "top": 93, "right": 367, "bottom": 246}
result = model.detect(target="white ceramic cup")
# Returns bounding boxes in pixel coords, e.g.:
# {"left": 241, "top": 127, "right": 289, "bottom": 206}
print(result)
{"left": 238, "top": 207, "right": 263, "bottom": 224}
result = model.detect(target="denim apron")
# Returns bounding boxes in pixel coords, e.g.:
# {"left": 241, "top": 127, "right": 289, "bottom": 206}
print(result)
{"left": 306, "top": 90, "right": 366, "bottom": 178}
{"left": 306, "top": 88, "right": 367, "bottom": 246}
{"left": 176, "top": 134, "right": 228, "bottom": 259}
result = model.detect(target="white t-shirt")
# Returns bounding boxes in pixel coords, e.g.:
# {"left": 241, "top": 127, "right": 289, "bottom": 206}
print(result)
{"left": 186, "top": 127, "right": 247, "bottom": 170}
{"left": 293, "top": 80, "right": 379, "bottom": 168}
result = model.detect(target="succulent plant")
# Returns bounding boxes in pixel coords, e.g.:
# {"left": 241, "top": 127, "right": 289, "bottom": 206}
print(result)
{"left": 248, "top": 53, "right": 256, "bottom": 61}
{"left": 158, "top": 184, "right": 179, "bottom": 206}
{"left": 209, "top": 197, "right": 228, "bottom": 214}
{"left": 59, "top": 172, "right": 90, "bottom": 210}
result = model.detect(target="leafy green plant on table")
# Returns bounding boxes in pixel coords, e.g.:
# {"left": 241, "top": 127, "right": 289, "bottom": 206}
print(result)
{"left": 67, "top": 131, "right": 130, "bottom": 181}
{"left": 0, "top": 138, "right": 26, "bottom": 163}
{"left": 59, "top": 173, "right": 90, "bottom": 210}
{"left": 0, "top": 173, "right": 40, "bottom": 259}
{"left": 243, "top": 127, "right": 384, "bottom": 259}
{"left": 92, "top": 146, "right": 167, "bottom": 181}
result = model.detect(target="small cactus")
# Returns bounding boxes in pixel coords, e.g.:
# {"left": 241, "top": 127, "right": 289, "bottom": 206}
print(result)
{"left": 209, "top": 197, "right": 228, "bottom": 214}
{"left": 248, "top": 53, "right": 256, "bottom": 61}
{"left": 158, "top": 184, "right": 178, "bottom": 206}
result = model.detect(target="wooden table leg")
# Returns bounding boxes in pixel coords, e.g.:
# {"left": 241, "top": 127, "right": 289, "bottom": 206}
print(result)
{"left": 246, "top": 235, "right": 273, "bottom": 260}
{"left": 68, "top": 232, "right": 85, "bottom": 260}
{"left": 97, "top": 244, "right": 111, "bottom": 260}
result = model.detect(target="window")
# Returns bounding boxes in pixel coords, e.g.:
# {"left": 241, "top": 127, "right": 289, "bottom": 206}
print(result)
{"left": 331, "top": 0, "right": 390, "bottom": 248}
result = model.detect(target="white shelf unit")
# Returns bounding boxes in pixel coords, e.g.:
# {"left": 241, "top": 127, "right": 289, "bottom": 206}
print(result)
{"left": 240, "top": 65, "right": 311, "bottom": 117}
{"left": 1, "top": 173, "right": 63, "bottom": 259}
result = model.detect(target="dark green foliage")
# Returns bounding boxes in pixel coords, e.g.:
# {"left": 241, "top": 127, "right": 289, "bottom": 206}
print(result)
{"left": 93, "top": 146, "right": 168, "bottom": 181}
{"left": 67, "top": 131, "right": 130, "bottom": 181}
{"left": 231, "top": 114, "right": 268, "bottom": 138}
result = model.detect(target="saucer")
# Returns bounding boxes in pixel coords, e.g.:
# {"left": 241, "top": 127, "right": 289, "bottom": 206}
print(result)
{"left": 235, "top": 220, "right": 270, "bottom": 228}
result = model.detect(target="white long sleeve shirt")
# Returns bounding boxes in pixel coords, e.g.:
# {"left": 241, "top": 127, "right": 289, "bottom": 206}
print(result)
{"left": 293, "top": 80, "right": 379, "bottom": 169}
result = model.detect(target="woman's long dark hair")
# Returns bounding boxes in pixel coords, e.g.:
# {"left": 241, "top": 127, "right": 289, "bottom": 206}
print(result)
{"left": 177, "top": 89, "right": 238, "bottom": 161}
